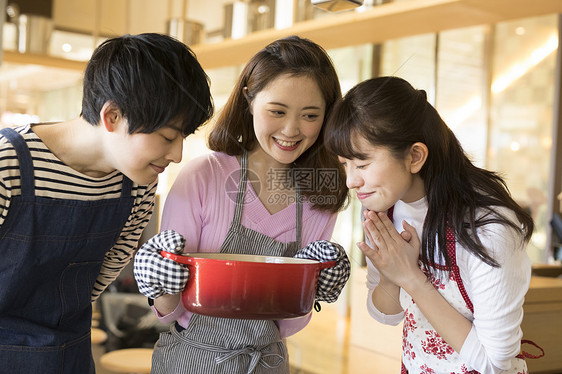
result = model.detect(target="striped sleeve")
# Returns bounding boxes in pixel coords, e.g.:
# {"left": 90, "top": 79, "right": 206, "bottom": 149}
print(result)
{"left": 0, "top": 125, "right": 157, "bottom": 301}
{"left": 92, "top": 182, "right": 157, "bottom": 300}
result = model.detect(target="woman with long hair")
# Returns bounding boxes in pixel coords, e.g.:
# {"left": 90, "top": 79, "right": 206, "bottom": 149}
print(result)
{"left": 326, "top": 76, "right": 534, "bottom": 373}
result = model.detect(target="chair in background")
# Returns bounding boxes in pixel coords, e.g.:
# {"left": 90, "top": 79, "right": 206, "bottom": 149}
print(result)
{"left": 98, "top": 292, "right": 168, "bottom": 352}
{"left": 100, "top": 347, "right": 154, "bottom": 374}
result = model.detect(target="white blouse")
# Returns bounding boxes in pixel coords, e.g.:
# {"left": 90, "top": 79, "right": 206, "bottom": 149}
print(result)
{"left": 365, "top": 198, "right": 531, "bottom": 373}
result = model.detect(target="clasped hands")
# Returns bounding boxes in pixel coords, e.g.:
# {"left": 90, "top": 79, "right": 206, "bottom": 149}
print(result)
{"left": 357, "top": 210, "right": 425, "bottom": 291}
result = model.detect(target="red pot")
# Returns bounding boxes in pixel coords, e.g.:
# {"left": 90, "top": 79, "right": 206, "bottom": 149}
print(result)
{"left": 161, "top": 251, "right": 335, "bottom": 319}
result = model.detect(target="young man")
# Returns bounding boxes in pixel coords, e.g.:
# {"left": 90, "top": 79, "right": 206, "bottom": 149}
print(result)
{"left": 0, "top": 33, "right": 213, "bottom": 373}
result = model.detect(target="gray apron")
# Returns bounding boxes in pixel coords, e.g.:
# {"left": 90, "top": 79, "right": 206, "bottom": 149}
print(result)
{"left": 152, "top": 152, "right": 302, "bottom": 374}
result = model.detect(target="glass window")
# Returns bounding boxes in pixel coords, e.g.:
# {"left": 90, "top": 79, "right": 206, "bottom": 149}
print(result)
{"left": 377, "top": 16, "right": 558, "bottom": 263}
{"left": 381, "top": 33, "right": 436, "bottom": 103}
{"left": 436, "top": 26, "right": 489, "bottom": 166}
{"left": 488, "top": 15, "right": 558, "bottom": 262}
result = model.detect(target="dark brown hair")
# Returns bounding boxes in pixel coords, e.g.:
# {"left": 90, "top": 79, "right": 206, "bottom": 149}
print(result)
{"left": 326, "top": 76, "right": 534, "bottom": 271}
{"left": 208, "top": 36, "right": 348, "bottom": 212}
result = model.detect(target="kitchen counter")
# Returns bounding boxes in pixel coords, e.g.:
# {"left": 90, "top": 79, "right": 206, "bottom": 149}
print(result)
{"left": 288, "top": 272, "right": 562, "bottom": 373}
{"left": 522, "top": 276, "right": 562, "bottom": 373}
{"left": 532, "top": 264, "right": 562, "bottom": 278}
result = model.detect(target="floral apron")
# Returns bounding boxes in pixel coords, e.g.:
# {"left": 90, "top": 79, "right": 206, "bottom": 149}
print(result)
{"left": 151, "top": 151, "right": 302, "bottom": 374}
{"left": 386, "top": 207, "right": 530, "bottom": 374}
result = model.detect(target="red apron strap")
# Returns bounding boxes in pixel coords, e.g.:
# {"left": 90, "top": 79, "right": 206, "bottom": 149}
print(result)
{"left": 445, "top": 225, "right": 475, "bottom": 314}
{"left": 387, "top": 206, "right": 394, "bottom": 221}
{"left": 388, "top": 207, "right": 473, "bottom": 313}
{"left": 400, "top": 216, "right": 544, "bottom": 371}
{"left": 446, "top": 229, "right": 545, "bottom": 361}
{"left": 515, "top": 339, "right": 545, "bottom": 359}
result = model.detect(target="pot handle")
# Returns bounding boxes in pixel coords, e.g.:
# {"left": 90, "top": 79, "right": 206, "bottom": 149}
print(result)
{"left": 161, "top": 250, "right": 192, "bottom": 265}
{"left": 318, "top": 260, "right": 336, "bottom": 270}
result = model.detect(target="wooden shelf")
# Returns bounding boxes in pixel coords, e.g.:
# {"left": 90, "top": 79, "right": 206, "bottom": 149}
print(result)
{"left": 4, "top": 0, "right": 562, "bottom": 71}
{"left": 3, "top": 50, "right": 87, "bottom": 71}
{"left": 192, "top": 0, "right": 562, "bottom": 70}
{"left": 523, "top": 276, "right": 562, "bottom": 373}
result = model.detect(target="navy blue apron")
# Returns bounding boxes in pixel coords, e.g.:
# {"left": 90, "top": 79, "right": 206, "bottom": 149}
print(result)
{"left": 0, "top": 127, "right": 135, "bottom": 373}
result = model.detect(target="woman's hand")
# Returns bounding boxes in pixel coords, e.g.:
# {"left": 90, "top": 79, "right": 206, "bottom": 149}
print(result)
{"left": 359, "top": 210, "right": 473, "bottom": 353}
{"left": 133, "top": 230, "right": 189, "bottom": 299}
{"left": 294, "top": 241, "right": 351, "bottom": 303}
{"left": 357, "top": 210, "right": 425, "bottom": 291}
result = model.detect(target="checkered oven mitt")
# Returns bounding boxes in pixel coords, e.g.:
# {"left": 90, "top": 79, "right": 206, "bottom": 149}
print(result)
{"left": 294, "top": 241, "right": 351, "bottom": 303}
{"left": 133, "top": 230, "right": 190, "bottom": 299}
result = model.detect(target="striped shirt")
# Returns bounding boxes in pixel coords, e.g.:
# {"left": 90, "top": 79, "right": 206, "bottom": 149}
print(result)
{"left": 0, "top": 125, "right": 156, "bottom": 301}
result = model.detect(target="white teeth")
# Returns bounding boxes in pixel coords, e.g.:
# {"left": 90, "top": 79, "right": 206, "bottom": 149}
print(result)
{"left": 275, "top": 139, "right": 298, "bottom": 147}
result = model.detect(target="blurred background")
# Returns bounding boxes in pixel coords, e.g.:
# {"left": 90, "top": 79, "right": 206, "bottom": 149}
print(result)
{"left": 2, "top": 1, "right": 562, "bottom": 373}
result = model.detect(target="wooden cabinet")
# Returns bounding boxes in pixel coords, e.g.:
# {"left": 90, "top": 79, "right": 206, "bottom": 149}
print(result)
{"left": 191, "top": 0, "right": 562, "bottom": 69}
{"left": 522, "top": 276, "right": 562, "bottom": 373}
{"left": 5, "top": 0, "right": 562, "bottom": 71}
{"left": 52, "top": 0, "right": 167, "bottom": 36}
{"left": 346, "top": 272, "right": 562, "bottom": 373}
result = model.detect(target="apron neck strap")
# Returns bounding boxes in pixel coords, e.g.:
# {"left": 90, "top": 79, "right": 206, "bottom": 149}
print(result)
{"left": 120, "top": 175, "right": 133, "bottom": 197}
{"left": 231, "top": 151, "right": 249, "bottom": 224}
{"left": 0, "top": 128, "right": 35, "bottom": 197}
{"left": 234, "top": 151, "right": 302, "bottom": 248}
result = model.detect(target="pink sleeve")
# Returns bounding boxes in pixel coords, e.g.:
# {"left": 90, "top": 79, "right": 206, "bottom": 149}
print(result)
{"left": 156, "top": 154, "right": 235, "bottom": 323}
{"left": 161, "top": 156, "right": 208, "bottom": 252}
{"left": 299, "top": 209, "right": 337, "bottom": 247}
{"left": 277, "top": 312, "right": 313, "bottom": 338}
{"left": 160, "top": 159, "right": 339, "bottom": 332}
{"left": 151, "top": 300, "right": 187, "bottom": 324}
{"left": 155, "top": 156, "right": 212, "bottom": 320}
{"left": 318, "top": 213, "right": 337, "bottom": 243}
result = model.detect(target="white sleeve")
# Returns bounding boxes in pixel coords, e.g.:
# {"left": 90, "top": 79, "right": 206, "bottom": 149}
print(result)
{"left": 361, "top": 205, "right": 405, "bottom": 325}
{"left": 365, "top": 257, "right": 405, "bottom": 326}
{"left": 458, "top": 216, "right": 531, "bottom": 373}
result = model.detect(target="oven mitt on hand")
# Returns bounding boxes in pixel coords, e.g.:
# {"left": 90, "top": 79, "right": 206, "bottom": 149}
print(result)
{"left": 133, "top": 229, "right": 190, "bottom": 299}
{"left": 294, "top": 240, "right": 351, "bottom": 303}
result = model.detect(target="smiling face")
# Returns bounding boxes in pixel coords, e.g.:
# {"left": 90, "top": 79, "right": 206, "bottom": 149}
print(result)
{"left": 338, "top": 136, "right": 427, "bottom": 212}
{"left": 109, "top": 118, "right": 185, "bottom": 185}
{"left": 248, "top": 74, "right": 326, "bottom": 168}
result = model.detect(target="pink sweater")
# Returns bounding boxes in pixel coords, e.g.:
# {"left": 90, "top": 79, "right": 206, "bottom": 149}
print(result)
{"left": 156, "top": 152, "right": 337, "bottom": 337}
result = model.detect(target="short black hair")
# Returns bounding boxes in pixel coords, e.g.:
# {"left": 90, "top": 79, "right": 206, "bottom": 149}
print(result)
{"left": 81, "top": 33, "right": 213, "bottom": 136}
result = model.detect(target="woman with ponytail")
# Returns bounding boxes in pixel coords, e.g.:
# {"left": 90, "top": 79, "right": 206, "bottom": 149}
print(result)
{"left": 325, "top": 76, "right": 535, "bottom": 373}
